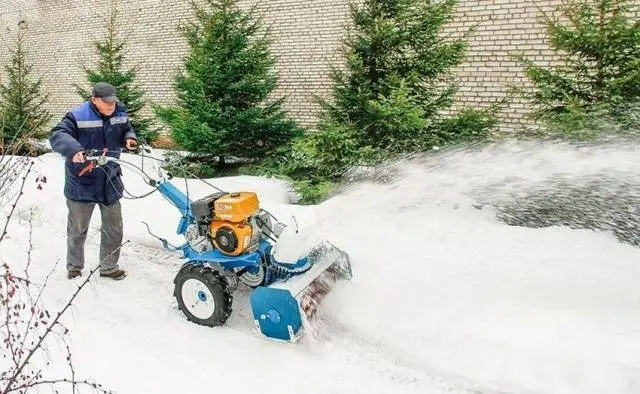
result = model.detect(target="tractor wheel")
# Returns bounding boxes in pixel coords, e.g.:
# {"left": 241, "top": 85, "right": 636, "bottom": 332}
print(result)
{"left": 173, "top": 263, "right": 232, "bottom": 327}
{"left": 237, "top": 256, "right": 267, "bottom": 288}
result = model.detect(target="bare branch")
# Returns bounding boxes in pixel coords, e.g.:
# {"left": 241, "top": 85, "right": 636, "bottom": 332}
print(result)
{"left": 1, "top": 240, "right": 129, "bottom": 394}
{"left": 2, "top": 276, "right": 20, "bottom": 370}
{"left": 18, "top": 215, "right": 60, "bottom": 361}
{"left": 0, "top": 160, "right": 33, "bottom": 244}
{"left": 2, "top": 377, "right": 111, "bottom": 394}
{"left": 0, "top": 156, "right": 30, "bottom": 201}
{"left": 24, "top": 209, "right": 34, "bottom": 283}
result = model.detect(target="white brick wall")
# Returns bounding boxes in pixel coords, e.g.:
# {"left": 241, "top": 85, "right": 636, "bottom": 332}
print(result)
{"left": 0, "top": 0, "right": 638, "bottom": 133}
{"left": 441, "top": 0, "right": 562, "bottom": 132}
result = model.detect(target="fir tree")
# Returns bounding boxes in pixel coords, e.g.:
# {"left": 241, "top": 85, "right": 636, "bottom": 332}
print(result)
{"left": 0, "top": 26, "right": 51, "bottom": 151}
{"left": 514, "top": 0, "right": 640, "bottom": 135}
{"left": 154, "top": 0, "right": 302, "bottom": 168}
{"left": 314, "top": 0, "right": 498, "bottom": 158}
{"left": 75, "top": 1, "right": 158, "bottom": 143}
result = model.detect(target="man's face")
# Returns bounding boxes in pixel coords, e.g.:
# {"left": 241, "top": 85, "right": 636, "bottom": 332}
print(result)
{"left": 91, "top": 97, "right": 116, "bottom": 116}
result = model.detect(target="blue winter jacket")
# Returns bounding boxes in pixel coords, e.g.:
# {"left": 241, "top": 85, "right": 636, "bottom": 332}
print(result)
{"left": 49, "top": 101, "right": 136, "bottom": 205}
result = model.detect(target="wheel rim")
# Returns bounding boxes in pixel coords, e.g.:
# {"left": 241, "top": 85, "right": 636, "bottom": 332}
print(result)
{"left": 181, "top": 278, "right": 216, "bottom": 320}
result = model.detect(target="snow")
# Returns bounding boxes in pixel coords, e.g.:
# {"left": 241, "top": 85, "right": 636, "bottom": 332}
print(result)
{"left": 2, "top": 139, "right": 640, "bottom": 394}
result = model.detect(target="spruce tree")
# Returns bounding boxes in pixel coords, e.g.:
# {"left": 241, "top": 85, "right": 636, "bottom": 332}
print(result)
{"left": 0, "top": 27, "right": 51, "bottom": 151}
{"left": 75, "top": 1, "right": 158, "bottom": 143}
{"left": 515, "top": 0, "right": 640, "bottom": 135}
{"left": 314, "top": 0, "right": 498, "bottom": 159}
{"left": 154, "top": 0, "right": 302, "bottom": 168}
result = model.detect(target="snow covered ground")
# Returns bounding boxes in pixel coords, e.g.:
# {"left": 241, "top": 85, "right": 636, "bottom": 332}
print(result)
{"left": 2, "top": 139, "right": 640, "bottom": 394}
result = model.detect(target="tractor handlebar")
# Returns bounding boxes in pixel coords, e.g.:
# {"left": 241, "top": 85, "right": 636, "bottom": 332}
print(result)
{"left": 79, "top": 144, "right": 149, "bottom": 176}
{"left": 78, "top": 143, "right": 165, "bottom": 186}
{"left": 83, "top": 143, "right": 150, "bottom": 161}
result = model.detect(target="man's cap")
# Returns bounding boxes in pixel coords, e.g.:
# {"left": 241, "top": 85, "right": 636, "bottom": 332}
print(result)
{"left": 92, "top": 82, "right": 118, "bottom": 102}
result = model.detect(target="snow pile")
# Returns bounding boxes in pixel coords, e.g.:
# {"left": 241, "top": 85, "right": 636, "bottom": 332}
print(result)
{"left": 313, "top": 138, "right": 640, "bottom": 393}
{"left": 1, "top": 139, "right": 640, "bottom": 394}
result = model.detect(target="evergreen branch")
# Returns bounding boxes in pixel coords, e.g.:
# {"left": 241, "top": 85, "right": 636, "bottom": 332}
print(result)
{"left": 0, "top": 27, "right": 51, "bottom": 145}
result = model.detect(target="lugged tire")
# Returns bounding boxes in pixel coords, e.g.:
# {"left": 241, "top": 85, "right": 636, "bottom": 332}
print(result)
{"left": 173, "top": 263, "right": 232, "bottom": 327}
{"left": 238, "top": 255, "right": 267, "bottom": 288}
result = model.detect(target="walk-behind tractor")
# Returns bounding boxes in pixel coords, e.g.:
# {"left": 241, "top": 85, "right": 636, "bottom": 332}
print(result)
{"left": 82, "top": 148, "right": 352, "bottom": 342}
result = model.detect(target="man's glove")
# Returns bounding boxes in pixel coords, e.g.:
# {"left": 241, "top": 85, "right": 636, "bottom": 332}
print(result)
{"left": 72, "top": 151, "right": 86, "bottom": 163}
{"left": 125, "top": 138, "right": 137, "bottom": 152}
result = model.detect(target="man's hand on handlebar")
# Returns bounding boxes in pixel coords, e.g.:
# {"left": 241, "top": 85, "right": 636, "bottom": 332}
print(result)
{"left": 125, "top": 138, "right": 137, "bottom": 152}
{"left": 72, "top": 151, "right": 86, "bottom": 163}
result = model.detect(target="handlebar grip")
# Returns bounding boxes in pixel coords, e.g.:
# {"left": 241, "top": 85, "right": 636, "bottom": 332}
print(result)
{"left": 84, "top": 149, "right": 103, "bottom": 156}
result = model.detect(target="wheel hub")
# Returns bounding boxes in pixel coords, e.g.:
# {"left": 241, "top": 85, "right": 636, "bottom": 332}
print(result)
{"left": 181, "top": 278, "right": 216, "bottom": 320}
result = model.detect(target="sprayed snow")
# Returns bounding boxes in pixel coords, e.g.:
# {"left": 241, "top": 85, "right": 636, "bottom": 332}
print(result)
{"left": 1, "top": 139, "right": 640, "bottom": 394}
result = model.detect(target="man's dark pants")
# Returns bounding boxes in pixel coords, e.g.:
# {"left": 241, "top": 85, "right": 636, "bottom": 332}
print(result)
{"left": 66, "top": 199, "right": 122, "bottom": 274}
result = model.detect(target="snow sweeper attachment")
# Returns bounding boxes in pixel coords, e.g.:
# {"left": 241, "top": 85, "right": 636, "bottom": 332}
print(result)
{"left": 149, "top": 180, "right": 352, "bottom": 343}
{"left": 250, "top": 239, "right": 352, "bottom": 342}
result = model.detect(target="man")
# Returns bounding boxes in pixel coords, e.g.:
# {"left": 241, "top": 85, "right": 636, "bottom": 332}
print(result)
{"left": 49, "top": 82, "right": 137, "bottom": 280}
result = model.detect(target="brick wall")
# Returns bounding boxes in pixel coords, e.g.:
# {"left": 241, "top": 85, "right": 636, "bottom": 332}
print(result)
{"left": 443, "top": 0, "right": 562, "bottom": 132}
{"left": 0, "top": 0, "right": 636, "bottom": 134}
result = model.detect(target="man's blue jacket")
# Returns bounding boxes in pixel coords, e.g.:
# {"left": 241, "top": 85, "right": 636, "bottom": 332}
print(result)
{"left": 49, "top": 101, "right": 137, "bottom": 205}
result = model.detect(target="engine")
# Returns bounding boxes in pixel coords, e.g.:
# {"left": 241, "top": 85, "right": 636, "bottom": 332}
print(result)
{"left": 188, "top": 191, "right": 278, "bottom": 256}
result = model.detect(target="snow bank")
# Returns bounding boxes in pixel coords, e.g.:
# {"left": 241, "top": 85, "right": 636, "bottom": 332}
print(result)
{"left": 313, "top": 139, "right": 640, "bottom": 393}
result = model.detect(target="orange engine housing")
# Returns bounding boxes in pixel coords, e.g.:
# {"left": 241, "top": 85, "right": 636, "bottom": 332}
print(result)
{"left": 213, "top": 192, "right": 259, "bottom": 222}
{"left": 210, "top": 192, "right": 260, "bottom": 256}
